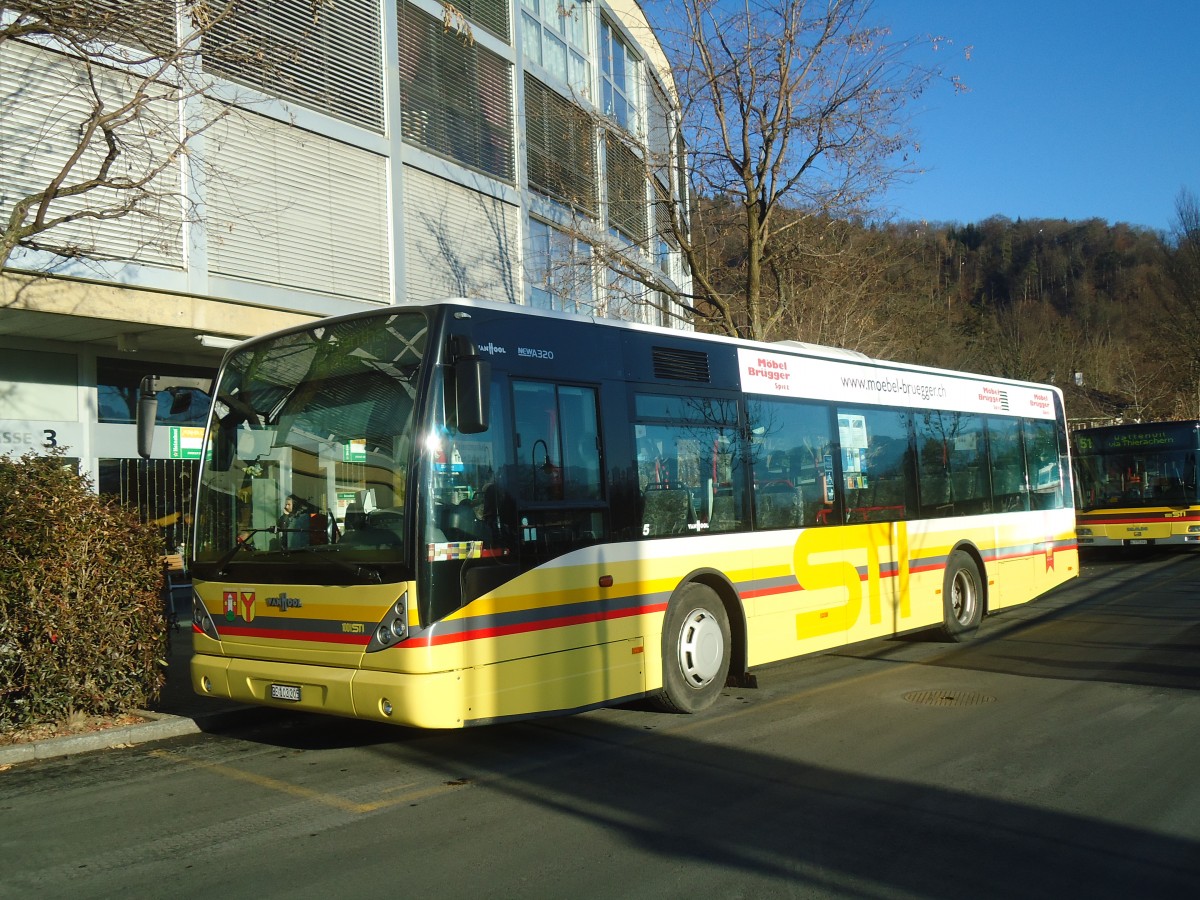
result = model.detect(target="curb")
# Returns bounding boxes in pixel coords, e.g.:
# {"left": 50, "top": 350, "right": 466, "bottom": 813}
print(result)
{"left": 0, "top": 707, "right": 254, "bottom": 767}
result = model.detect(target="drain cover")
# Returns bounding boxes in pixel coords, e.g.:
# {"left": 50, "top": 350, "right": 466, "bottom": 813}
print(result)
{"left": 903, "top": 689, "right": 995, "bottom": 707}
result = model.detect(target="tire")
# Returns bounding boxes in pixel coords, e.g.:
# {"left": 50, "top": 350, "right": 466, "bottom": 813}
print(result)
{"left": 941, "top": 549, "right": 983, "bottom": 642}
{"left": 654, "top": 583, "right": 731, "bottom": 713}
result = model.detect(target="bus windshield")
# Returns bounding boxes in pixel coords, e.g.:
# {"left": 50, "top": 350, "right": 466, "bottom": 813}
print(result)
{"left": 192, "top": 312, "right": 429, "bottom": 572}
{"left": 1075, "top": 446, "right": 1199, "bottom": 510}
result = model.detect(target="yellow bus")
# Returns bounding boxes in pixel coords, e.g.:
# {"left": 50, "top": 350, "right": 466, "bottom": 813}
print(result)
{"left": 1073, "top": 420, "right": 1200, "bottom": 549}
{"left": 139, "top": 299, "right": 1078, "bottom": 727}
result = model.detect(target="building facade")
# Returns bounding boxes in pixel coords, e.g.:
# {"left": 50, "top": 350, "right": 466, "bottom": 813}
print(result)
{"left": 0, "top": 0, "right": 690, "bottom": 538}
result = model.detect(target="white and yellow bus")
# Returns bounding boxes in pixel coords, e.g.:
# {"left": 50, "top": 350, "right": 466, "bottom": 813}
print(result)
{"left": 140, "top": 299, "right": 1077, "bottom": 727}
{"left": 1073, "top": 420, "right": 1200, "bottom": 549}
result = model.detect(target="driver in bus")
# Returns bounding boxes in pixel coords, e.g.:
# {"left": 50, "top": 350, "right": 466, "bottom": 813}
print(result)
{"left": 277, "top": 494, "right": 315, "bottom": 549}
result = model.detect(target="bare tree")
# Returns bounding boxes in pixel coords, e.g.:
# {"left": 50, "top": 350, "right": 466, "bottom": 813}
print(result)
{"left": 1163, "top": 187, "right": 1200, "bottom": 416}
{"left": 966, "top": 296, "right": 1067, "bottom": 383}
{"left": 769, "top": 215, "right": 900, "bottom": 355}
{"left": 648, "top": 0, "right": 963, "bottom": 340}
{"left": 0, "top": 1, "right": 328, "bottom": 277}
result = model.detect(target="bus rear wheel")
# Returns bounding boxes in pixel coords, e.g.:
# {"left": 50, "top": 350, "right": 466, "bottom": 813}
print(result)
{"left": 654, "top": 584, "right": 731, "bottom": 713}
{"left": 941, "top": 549, "right": 983, "bottom": 642}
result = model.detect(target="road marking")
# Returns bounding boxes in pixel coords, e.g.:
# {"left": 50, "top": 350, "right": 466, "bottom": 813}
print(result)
{"left": 149, "top": 749, "right": 469, "bottom": 813}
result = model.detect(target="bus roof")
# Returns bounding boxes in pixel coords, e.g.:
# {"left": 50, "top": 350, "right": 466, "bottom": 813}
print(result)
{"left": 421, "top": 297, "right": 1064, "bottom": 396}
{"left": 229, "top": 296, "right": 1064, "bottom": 399}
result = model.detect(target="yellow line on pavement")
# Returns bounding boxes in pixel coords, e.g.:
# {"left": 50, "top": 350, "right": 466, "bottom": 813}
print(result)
{"left": 149, "top": 749, "right": 467, "bottom": 813}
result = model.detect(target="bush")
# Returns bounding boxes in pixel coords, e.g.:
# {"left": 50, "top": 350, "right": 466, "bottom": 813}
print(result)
{"left": 0, "top": 450, "right": 167, "bottom": 733}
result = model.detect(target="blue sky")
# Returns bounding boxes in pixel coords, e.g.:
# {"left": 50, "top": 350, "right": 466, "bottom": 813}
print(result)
{"left": 868, "top": 1, "right": 1199, "bottom": 232}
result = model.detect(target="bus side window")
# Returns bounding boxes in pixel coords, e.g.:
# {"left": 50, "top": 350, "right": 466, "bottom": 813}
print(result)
{"left": 988, "top": 418, "right": 1029, "bottom": 512}
{"left": 915, "top": 411, "right": 990, "bottom": 517}
{"left": 508, "top": 380, "right": 608, "bottom": 563}
{"left": 634, "top": 421, "right": 744, "bottom": 534}
{"left": 747, "top": 398, "right": 835, "bottom": 529}
{"left": 1024, "top": 419, "right": 1064, "bottom": 510}
{"left": 837, "top": 408, "right": 913, "bottom": 523}
{"left": 558, "top": 387, "right": 602, "bottom": 501}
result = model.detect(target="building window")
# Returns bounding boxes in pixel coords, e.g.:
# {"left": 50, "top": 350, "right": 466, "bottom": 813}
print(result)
{"left": 606, "top": 132, "right": 647, "bottom": 244}
{"left": 452, "top": 0, "right": 512, "bottom": 42}
{"left": 525, "top": 74, "right": 598, "bottom": 215}
{"left": 400, "top": 3, "right": 515, "bottom": 182}
{"left": 605, "top": 268, "right": 645, "bottom": 323}
{"left": 0, "top": 41, "right": 184, "bottom": 267}
{"left": 654, "top": 192, "right": 675, "bottom": 266}
{"left": 205, "top": 105, "right": 392, "bottom": 302}
{"left": 203, "top": 0, "right": 385, "bottom": 133}
{"left": 646, "top": 84, "right": 678, "bottom": 254}
{"left": 675, "top": 129, "right": 690, "bottom": 240}
{"left": 80, "top": 0, "right": 178, "bottom": 55}
{"left": 527, "top": 218, "right": 594, "bottom": 313}
{"left": 600, "top": 17, "right": 638, "bottom": 133}
{"left": 520, "top": 0, "right": 591, "bottom": 100}
{"left": 648, "top": 290, "right": 673, "bottom": 327}
{"left": 646, "top": 83, "right": 673, "bottom": 189}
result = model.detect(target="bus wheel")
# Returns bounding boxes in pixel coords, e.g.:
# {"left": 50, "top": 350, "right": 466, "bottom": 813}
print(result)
{"left": 655, "top": 584, "right": 731, "bottom": 713}
{"left": 941, "top": 550, "right": 983, "bottom": 642}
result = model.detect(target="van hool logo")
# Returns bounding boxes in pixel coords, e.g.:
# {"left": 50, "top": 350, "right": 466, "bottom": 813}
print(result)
{"left": 267, "top": 592, "right": 303, "bottom": 612}
{"left": 477, "top": 342, "right": 506, "bottom": 355}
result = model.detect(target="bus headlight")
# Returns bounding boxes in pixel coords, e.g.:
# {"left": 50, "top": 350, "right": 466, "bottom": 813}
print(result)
{"left": 192, "top": 590, "right": 220, "bottom": 640}
{"left": 1075, "top": 528, "right": 1092, "bottom": 536}
{"left": 1189, "top": 525, "right": 1200, "bottom": 533}
{"left": 366, "top": 591, "right": 409, "bottom": 652}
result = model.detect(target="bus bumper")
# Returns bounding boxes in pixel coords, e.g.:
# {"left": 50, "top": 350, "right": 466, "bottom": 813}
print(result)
{"left": 1076, "top": 529, "right": 1200, "bottom": 548}
{"left": 191, "top": 652, "right": 469, "bottom": 729}
{"left": 192, "top": 636, "right": 647, "bottom": 729}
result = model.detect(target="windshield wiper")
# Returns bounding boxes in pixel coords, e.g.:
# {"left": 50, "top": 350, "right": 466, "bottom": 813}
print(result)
{"left": 213, "top": 527, "right": 279, "bottom": 573}
{"left": 213, "top": 529, "right": 385, "bottom": 583}
{"left": 288, "top": 544, "right": 383, "bottom": 583}
{"left": 211, "top": 525, "right": 310, "bottom": 572}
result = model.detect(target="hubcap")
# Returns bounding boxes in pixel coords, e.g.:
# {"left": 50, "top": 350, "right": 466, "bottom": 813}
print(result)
{"left": 951, "top": 569, "right": 977, "bottom": 624}
{"left": 677, "top": 608, "right": 724, "bottom": 687}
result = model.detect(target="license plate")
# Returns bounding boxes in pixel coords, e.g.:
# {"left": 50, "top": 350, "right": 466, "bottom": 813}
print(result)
{"left": 1129, "top": 539, "right": 1148, "bottom": 545}
{"left": 270, "top": 683, "right": 301, "bottom": 702}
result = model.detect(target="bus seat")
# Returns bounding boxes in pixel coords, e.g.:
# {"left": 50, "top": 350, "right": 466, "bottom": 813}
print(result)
{"left": 341, "top": 502, "right": 402, "bottom": 549}
{"left": 756, "top": 490, "right": 802, "bottom": 528}
{"left": 920, "top": 475, "right": 951, "bottom": 512}
{"left": 642, "top": 488, "right": 693, "bottom": 535}
{"left": 951, "top": 469, "right": 980, "bottom": 501}
{"left": 709, "top": 493, "right": 737, "bottom": 531}
{"left": 344, "top": 502, "right": 367, "bottom": 531}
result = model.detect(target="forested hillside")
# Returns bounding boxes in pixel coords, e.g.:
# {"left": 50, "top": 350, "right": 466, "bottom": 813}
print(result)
{"left": 696, "top": 207, "right": 1198, "bottom": 425}
{"left": 879, "top": 216, "right": 1174, "bottom": 424}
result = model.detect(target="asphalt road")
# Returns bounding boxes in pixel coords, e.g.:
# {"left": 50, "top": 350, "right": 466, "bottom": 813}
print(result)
{"left": 2, "top": 549, "right": 1198, "bottom": 899}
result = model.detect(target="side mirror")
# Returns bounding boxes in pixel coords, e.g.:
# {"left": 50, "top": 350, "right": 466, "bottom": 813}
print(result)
{"left": 136, "top": 374, "right": 215, "bottom": 460}
{"left": 136, "top": 376, "right": 159, "bottom": 459}
{"left": 447, "top": 335, "right": 490, "bottom": 434}
{"left": 454, "top": 357, "right": 491, "bottom": 434}
{"left": 137, "top": 392, "right": 159, "bottom": 459}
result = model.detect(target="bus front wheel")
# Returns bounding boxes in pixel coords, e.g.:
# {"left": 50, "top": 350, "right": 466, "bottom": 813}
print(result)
{"left": 655, "top": 584, "right": 731, "bottom": 713}
{"left": 941, "top": 549, "right": 983, "bottom": 642}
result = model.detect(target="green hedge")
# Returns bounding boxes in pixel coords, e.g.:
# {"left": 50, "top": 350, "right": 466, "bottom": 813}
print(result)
{"left": 0, "top": 450, "right": 167, "bottom": 732}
